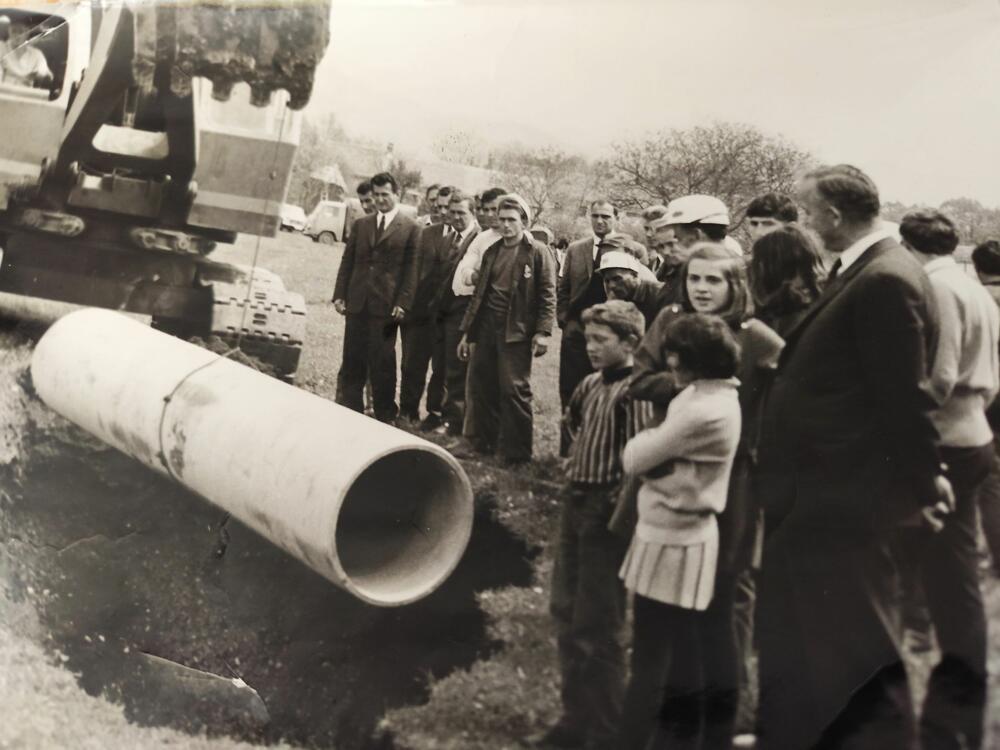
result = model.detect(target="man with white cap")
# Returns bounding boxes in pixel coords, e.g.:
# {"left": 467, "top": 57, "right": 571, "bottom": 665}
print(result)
{"left": 597, "top": 248, "right": 667, "bottom": 329}
{"left": 651, "top": 193, "right": 737, "bottom": 300}
{"left": 455, "top": 193, "right": 556, "bottom": 465}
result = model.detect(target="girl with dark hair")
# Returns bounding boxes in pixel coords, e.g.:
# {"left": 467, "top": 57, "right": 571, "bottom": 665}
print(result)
{"left": 621, "top": 242, "right": 785, "bottom": 750}
{"left": 748, "top": 224, "right": 823, "bottom": 336}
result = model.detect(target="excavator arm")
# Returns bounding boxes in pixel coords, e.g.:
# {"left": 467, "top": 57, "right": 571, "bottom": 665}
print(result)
{"left": 0, "top": 0, "right": 331, "bottom": 381}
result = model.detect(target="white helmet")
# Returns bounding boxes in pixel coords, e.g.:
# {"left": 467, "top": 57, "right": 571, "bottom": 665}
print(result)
{"left": 664, "top": 194, "right": 730, "bottom": 226}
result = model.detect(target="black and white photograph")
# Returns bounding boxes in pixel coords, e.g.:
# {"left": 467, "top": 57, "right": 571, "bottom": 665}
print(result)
{"left": 1, "top": 1, "right": 999, "bottom": 748}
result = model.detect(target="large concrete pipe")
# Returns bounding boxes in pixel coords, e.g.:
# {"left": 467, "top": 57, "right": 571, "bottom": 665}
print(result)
{"left": 30, "top": 308, "right": 474, "bottom": 606}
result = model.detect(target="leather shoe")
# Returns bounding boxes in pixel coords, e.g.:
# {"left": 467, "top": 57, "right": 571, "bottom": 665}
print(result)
{"left": 419, "top": 413, "right": 443, "bottom": 432}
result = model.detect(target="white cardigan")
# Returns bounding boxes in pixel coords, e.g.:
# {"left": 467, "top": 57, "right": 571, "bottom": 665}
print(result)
{"left": 623, "top": 378, "right": 741, "bottom": 547}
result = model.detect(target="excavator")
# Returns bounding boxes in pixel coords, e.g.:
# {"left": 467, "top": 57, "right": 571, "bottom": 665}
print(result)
{"left": 0, "top": 0, "right": 331, "bottom": 380}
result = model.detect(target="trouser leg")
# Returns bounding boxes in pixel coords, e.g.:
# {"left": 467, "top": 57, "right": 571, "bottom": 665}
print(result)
{"left": 399, "top": 317, "right": 433, "bottom": 419}
{"left": 620, "top": 596, "right": 703, "bottom": 750}
{"left": 426, "top": 316, "right": 445, "bottom": 416}
{"left": 497, "top": 336, "right": 534, "bottom": 462}
{"left": 337, "top": 311, "right": 369, "bottom": 413}
{"left": 918, "top": 444, "right": 991, "bottom": 750}
{"left": 550, "top": 487, "right": 628, "bottom": 744}
{"left": 732, "top": 567, "right": 757, "bottom": 734}
{"left": 975, "top": 435, "right": 1000, "bottom": 572}
{"left": 366, "top": 313, "right": 399, "bottom": 422}
{"left": 465, "top": 319, "right": 499, "bottom": 450}
{"left": 442, "top": 302, "right": 469, "bottom": 433}
{"left": 701, "top": 572, "right": 740, "bottom": 750}
{"left": 558, "top": 321, "right": 593, "bottom": 456}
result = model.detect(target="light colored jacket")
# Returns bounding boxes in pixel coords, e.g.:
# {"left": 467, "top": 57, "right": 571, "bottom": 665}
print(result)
{"left": 925, "top": 256, "right": 1000, "bottom": 447}
{"left": 452, "top": 228, "right": 502, "bottom": 296}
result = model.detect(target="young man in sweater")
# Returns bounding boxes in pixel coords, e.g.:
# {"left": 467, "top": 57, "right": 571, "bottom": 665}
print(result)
{"left": 456, "top": 194, "right": 556, "bottom": 464}
{"left": 899, "top": 210, "right": 999, "bottom": 750}
{"left": 531, "top": 300, "right": 653, "bottom": 750}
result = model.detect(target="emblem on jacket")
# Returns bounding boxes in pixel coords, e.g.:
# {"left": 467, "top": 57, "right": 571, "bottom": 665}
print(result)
{"left": 523, "top": 264, "right": 532, "bottom": 279}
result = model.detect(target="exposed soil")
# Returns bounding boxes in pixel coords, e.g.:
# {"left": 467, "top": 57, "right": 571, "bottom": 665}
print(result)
{"left": 0, "top": 325, "right": 536, "bottom": 748}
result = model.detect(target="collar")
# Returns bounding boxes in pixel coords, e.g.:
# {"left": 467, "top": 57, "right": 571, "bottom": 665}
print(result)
{"left": 923, "top": 255, "right": 957, "bottom": 275}
{"left": 457, "top": 222, "right": 479, "bottom": 242}
{"left": 837, "top": 227, "right": 893, "bottom": 273}
{"left": 601, "top": 364, "right": 633, "bottom": 383}
{"left": 377, "top": 205, "right": 400, "bottom": 227}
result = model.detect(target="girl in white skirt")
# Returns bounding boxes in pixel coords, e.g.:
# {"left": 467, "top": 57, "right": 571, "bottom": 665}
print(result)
{"left": 618, "top": 313, "right": 742, "bottom": 750}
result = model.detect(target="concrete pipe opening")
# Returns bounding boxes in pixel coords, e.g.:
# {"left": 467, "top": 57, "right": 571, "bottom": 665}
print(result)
{"left": 336, "top": 447, "right": 473, "bottom": 607}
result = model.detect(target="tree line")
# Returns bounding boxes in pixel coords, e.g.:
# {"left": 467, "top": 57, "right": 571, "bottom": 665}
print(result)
{"left": 288, "top": 117, "right": 998, "bottom": 246}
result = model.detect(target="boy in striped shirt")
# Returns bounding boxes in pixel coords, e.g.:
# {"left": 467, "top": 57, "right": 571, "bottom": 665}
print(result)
{"left": 533, "top": 300, "right": 652, "bottom": 750}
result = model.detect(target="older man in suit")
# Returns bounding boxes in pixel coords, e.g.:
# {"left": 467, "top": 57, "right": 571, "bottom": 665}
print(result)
{"left": 755, "top": 165, "right": 952, "bottom": 750}
{"left": 400, "top": 186, "right": 454, "bottom": 425}
{"left": 556, "top": 199, "right": 618, "bottom": 453}
{"left": 332, "top": 171, "right": 420, "bottom": 423}
{"left": 430, "top": 190, "right": 480, "bottom": 435}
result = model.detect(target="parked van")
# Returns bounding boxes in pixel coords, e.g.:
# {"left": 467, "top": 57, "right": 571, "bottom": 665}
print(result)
{"left": 304, "top": 200, "right": 347, "bottom": 244}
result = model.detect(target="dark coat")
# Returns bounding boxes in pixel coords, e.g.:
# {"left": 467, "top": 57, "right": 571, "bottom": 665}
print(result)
{"left": 753, "top": 241, "right": 937, "bottom": 750}
{"left": 557, "top": 236, "right": 598, "bottom": 328}
{"left": 461, "top": 233, "right": 556, "bottom": 344}
{"left": 332, "top": 211, "right": 421, "bottom": 317}
{"left": 409, "top": 223, "right": 451, "bottom": 320}
{"left": 431, "top": 224, "right": 480, "bottom": 316}
{"left": 756, "top": 237, "right": 941, "bottom": 534}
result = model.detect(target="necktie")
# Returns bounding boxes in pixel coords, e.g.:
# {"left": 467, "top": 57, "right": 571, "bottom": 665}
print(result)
{"left": 375, "top": 214, "right": 385, "bottom": 243}
{"left": 827, "top": 258, "right": 842, "bottom": 283}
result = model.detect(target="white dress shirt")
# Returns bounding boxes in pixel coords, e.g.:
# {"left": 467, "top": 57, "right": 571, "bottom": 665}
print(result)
{"left": 376, "top": 204, "right": 400, "bottom": 231}
{"left": 836, "top": 227, "right": 894, "bottom": 273}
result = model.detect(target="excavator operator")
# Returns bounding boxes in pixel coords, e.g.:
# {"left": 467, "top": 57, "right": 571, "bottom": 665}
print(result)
{"left": 0, "top": 15, "right": 53, "bottom": 90}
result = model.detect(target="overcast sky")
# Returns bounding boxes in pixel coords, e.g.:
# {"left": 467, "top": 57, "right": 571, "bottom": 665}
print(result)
{"left": 307, "top": 0, "right": 1000, "bottom": 207}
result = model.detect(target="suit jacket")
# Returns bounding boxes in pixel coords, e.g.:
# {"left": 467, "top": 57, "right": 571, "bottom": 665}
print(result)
{"left": 557, "top": 236, "right": 600, "bottom": 328}
{"left": 461, "top": 234, "right": 556, "bottom": 344}
{"left": 409, "top": 223, "right": 451, "bottom": 320}
{"left": 432, "top": 224, "right": 481, "bottom": 316}
{"left": 756, "top": 237, "right": 941, "bottom": 534}
{"left": 333, "top": 211, "right": 420, "bottom": 317}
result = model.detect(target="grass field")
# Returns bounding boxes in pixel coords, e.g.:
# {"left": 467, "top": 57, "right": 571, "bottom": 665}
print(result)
{"left": 214, "top": 231, "right": 1000, "bottom": 750}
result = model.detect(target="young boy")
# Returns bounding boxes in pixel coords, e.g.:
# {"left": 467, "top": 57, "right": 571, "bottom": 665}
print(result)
{"left": 532, "top": 300, "right": 653, "bottom": 750}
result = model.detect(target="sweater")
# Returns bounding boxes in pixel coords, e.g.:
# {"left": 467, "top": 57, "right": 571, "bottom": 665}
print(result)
{"left": 623, "top": 378, "right": 741, "bottom": 547}
{"left": 564, "top": 365, "right": 654, "bottom": 485}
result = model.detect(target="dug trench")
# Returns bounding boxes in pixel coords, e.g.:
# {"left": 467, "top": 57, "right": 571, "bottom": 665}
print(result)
{"left": 0, "top": 328, "right": 535, "bottom": 749}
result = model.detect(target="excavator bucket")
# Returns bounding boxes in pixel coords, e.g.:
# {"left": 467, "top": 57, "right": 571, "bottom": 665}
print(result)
{"left": 132, "top": 0, "right": 331, "bottom": 110}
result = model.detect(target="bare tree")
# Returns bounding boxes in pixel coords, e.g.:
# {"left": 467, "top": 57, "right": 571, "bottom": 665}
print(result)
{"left": 604, "top": 122, "right": 814, "bottom": 227}
{"left": 490, "top": 145, "right": 588, "bottom": 221}
{"left": 431, "top": 128, "right": 489, "bottom": 167}
{"left": 939, "top": 197, "right": 1000, "bottom": 245}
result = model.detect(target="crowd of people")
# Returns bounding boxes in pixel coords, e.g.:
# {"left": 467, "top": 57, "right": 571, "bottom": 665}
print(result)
{"left": 330, "top": 164, "right": 1000, "bottom": 750}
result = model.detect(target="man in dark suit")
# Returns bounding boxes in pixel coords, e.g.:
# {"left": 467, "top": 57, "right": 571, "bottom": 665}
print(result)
{"left": 556, "top": 199, "right": 618, "bottom": 453}
{"left": 332, "top": 171, "right": 420, "bottom": 423}
{"left": 755, "top": 164, "right": 953, "bottom": 750}
{"left": 431, "top": 190, "right": 480, "bottom": 435}
{"left": 399, "top": 186, "right": 454, "bottom": 425}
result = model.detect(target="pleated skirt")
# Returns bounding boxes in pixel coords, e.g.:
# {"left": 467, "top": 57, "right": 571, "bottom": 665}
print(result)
{"left": 619, "top": 533, "right": 718, "bottom": 611}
